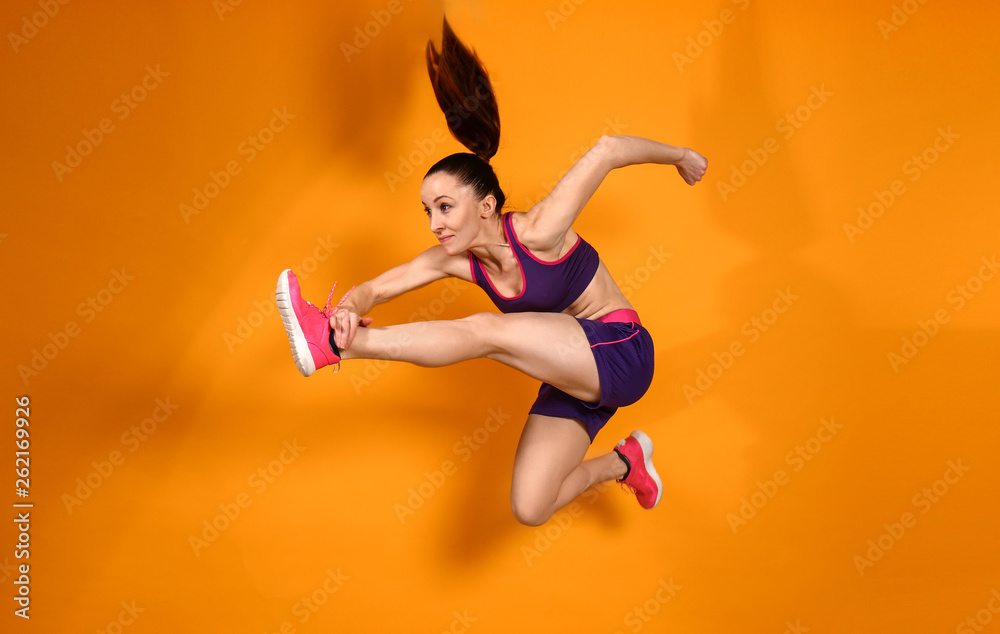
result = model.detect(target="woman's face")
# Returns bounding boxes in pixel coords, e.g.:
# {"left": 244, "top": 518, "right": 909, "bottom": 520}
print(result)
{"left": 420, "top": 171, "right": 493, "bottom": 254}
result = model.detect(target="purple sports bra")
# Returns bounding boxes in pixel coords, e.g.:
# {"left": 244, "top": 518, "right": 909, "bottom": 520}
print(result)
{"left": 467, "top": 212, "right": 600, "bottom": 313}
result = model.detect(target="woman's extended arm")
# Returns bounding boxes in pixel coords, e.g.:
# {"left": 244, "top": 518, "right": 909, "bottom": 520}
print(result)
{"left": 521, "top": 135, "right": 707, "bottom": 250}
{"left": 331, "top": 245, "right": 456, "bottom": 349}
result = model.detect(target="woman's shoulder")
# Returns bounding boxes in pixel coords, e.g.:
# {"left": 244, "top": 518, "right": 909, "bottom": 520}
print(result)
{"left": 507, "top": 209, "right": 580, "bottom": 262}
{"left": 406, "top": 243, "right": 475, "bottom": 284}
{"left": 431, "top": 244, "right": 475, "bottom": 283}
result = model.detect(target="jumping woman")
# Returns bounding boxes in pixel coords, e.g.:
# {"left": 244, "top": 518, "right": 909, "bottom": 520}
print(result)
{"left": 275, "top": 18, "right": 707, "bottom": 526}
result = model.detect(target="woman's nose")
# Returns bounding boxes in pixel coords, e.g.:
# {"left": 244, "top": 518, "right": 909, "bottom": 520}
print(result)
{"left": 429, "top": 212, "right": 443, "bottom": 231}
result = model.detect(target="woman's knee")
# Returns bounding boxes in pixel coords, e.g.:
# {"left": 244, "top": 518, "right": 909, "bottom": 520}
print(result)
{"left": 510, "top": 492, "right": 554, "bottom": 527}
{"left": 458, "top": 312, "right": 505, "bottom": 355}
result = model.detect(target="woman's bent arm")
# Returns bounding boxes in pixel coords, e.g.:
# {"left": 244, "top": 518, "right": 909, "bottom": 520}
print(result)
{"left": 605, "top": 135, "right": 685, "bottom": 168}
{"left": 521, "top": 135, "right": 707, "bottom": 251}
{"left": 606, "top": 135, "right": 707, "bottom": 184}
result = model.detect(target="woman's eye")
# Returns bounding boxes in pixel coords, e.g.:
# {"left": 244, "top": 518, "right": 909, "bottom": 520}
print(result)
{"left": 441, "top": 204, "right": 450, "bottom": 211}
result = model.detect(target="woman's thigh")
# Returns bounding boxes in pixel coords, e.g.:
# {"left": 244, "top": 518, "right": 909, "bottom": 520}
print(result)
{"left": 477, "top": 311, "right": 600, "bottom": 403}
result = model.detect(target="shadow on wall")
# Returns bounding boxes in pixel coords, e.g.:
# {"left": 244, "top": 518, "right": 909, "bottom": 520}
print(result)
{"left": 319, "top": 2, "right": 445, "bottom": 168}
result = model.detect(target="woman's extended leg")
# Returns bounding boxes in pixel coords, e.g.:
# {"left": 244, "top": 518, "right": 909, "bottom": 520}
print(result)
{"left": 340, "top": 312, "right": 601, "bottom": 403}
{"left": 509, "top": 413, "right": 627, "bottom": 526}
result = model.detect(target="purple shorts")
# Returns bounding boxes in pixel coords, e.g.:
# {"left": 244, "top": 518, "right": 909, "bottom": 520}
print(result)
{"left": 529, "top": 309, "right": 654, "bottom": 444}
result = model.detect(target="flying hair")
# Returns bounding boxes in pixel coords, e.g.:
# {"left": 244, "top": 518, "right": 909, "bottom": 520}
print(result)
{"left": 425, "top": 16, "right": 501, "bottom": 162}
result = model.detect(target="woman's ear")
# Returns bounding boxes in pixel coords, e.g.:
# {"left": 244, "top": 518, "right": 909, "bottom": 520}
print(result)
{"left": 480, "top": 194, "right": 497, "bottom": 218}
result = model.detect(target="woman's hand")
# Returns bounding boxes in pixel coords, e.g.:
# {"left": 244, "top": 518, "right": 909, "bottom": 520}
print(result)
{"left": 330, "top": 308, "right": 374, "bottom": 350}
{"left": 675, "top": 148, "right": 708, "bottom": 185}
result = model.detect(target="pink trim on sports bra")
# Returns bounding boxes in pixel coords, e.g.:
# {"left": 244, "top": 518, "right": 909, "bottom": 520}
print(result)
{"left": 506, "top": 212, "right": 582, "bottom": 265}
{"left": 472, "top": 217, "right": 527, "bottom": 300}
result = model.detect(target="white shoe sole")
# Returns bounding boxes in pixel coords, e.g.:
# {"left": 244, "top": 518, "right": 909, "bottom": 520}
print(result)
{"left": 275, "top": 269, "right": 317, "bottom": 377}
{"left": 631, "top": 429, "right": 663, "bottom": 508}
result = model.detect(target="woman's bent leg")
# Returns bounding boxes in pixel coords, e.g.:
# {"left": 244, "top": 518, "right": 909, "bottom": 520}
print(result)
{"left": 340, "top": 312, "right": 601, "bottom": 403}
{"left": 509, "top": 413, "right": 628, "bottom": 526}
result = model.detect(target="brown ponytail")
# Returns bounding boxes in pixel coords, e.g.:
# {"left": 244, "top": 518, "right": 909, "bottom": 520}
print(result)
{"left": 425, "top": 16, "right": 501, "bottom": 162}
{"left": 424, "top": 17, "right": 507, "bottom": 217}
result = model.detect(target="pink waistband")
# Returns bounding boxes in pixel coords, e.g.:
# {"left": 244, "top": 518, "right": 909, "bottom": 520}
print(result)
{"left": 596, "top": 309, "right": 641, "bottom": 325}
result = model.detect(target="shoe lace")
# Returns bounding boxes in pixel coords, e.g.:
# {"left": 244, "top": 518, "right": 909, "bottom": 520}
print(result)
{"left": 619, "top": 480, "right": 637, "bottom": 495}
{"left": 319, "top": 282, "right": 356, "bottom": 374}
{"left": 320, "top": 282, "right": 356, "bottom": 320}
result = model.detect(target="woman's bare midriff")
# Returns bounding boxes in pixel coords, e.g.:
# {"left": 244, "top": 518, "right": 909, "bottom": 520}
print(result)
{"left": 562, "top": 260, "right": 635, "bottom": 321}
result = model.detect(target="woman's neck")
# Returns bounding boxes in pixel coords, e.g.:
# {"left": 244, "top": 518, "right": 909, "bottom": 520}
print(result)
{"left": 469, "top": 214, "right": 509, "bottom": 270}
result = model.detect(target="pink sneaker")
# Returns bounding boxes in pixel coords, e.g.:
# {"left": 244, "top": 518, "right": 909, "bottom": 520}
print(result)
{"left": 275, "top": 269, "right": 354, "bottom": 377}
{"left": 613, "top": 430, "right": 663, "bottom": 509}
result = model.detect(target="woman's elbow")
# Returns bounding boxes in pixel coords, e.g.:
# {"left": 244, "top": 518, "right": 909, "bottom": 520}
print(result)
{"left": 594, "top": 135, "right": 621, "bottom": 169}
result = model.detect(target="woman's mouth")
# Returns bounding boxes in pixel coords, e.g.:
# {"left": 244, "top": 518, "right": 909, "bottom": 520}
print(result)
{"left": 439, "top": 235, "right": 453, "bottom": 243}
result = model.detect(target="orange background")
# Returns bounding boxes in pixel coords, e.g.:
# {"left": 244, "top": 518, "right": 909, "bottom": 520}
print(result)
{"left": 2, "top": 1, "right": 999, "bottom": 632}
